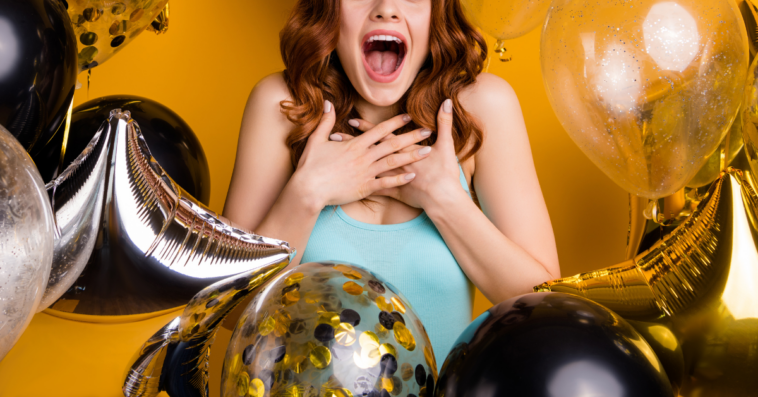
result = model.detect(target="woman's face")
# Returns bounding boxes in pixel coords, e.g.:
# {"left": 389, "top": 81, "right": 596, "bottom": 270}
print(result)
{"left": 336, "top": 0, "right": 432, "bottom": 107}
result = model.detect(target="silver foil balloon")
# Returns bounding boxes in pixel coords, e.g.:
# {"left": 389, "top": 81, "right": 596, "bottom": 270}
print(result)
{"left": 123, "top": 262, "right": 287, "bottom": 397}
{"left": 38, "top": 119, "right": 110, "bottom": 310}
{"left": 0, "top": 123, "right": 55, "bottom": 360}
{"left": 45, "top": 110, "right": 294, "bottom": 318}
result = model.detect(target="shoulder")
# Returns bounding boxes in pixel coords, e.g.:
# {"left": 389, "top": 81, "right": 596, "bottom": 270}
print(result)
{"left": 241, "top": 72, "right": 294, "bottom": 135}
{"left": 458, "top": 73, "right": 521, "bottom": 133}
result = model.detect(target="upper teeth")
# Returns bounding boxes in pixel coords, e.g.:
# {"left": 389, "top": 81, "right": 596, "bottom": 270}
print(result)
{"left": 367, "top": 35, "right": 402, "bottom": 44}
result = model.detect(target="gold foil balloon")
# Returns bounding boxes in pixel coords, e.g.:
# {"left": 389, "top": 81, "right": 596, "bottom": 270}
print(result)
{"left": 65, "top": 0, "right": 170, "bottom": 71}
{"left": 536, "top": 168, "right": 758, "bottom": 395}
{"left": 0, "top": 123, "right": 56, "bottom": 361}
{"left": 461, "top": 0, "right": 551, "bottom": 61}
{"left": 221, "top": 262, "right": 435, "bottom": 397}
{"left": 123, "top": 261, "right": 288, "bottom": 397}
{"left": 542, "top": 0, "right": 749, "bottom": 199}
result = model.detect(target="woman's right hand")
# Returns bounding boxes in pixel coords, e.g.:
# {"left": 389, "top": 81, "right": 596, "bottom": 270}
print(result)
{"left": 291, "top": 100, "right": 433, "bottom": 209}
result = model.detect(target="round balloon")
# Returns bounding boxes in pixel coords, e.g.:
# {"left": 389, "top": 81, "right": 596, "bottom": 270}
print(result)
{"left": 0, "top": 123, "right": 55, "bottom": 361}
{"left": 542, "top": 0, "right": 748, "bottom": 199}
{"left": 222, "top": 262, "right": 437, "bottom": 397}
{"left": 64, "top": 0, "right": 169, "bottom": 72}
{"left": 462, "top": 0, "right": 551, "bottom": 41}
{"left": 436, "top": 293, "right": 673, "bottom": 397}
{"left": 53, "top": 95, "right": 211, "bottom": 204}
{"left": 0, "top": 0, "right": 77, "bottom": 161}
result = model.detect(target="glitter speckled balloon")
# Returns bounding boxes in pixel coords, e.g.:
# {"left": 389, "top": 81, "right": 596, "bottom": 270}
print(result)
{"left": 222, "top": 262, "right": 436, "bottom": 397}
{"left": 0, "top": 123, "right": 55, "bottom": 361}
{"left": 542, "top": 0, "right": 748, "bottom": 199}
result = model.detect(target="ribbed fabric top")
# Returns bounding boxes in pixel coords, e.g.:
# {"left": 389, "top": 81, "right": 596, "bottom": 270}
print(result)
{"left": 300, "top": 164, "right": 474, "bottom": 370}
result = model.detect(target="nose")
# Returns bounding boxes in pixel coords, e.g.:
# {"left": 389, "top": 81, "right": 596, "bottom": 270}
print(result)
{"left": 369, "top": 0, "right": 401, "bottom": 22}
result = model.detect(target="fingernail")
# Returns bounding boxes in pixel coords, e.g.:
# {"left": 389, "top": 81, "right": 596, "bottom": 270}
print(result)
{"left": 418, "top": 146, "right": 432, "bottom": 155}
{"left": 402, "top": 114, "right": 412, "bottom": 122}
{"left": 329, "top": 134, "right": 342, "bottom": 141}
{"left": 443, "top": 98, "right": 452, "bottom": 114}
{"left": 405, "top": 173, "right": 416, "bottom": 181}
{"left": 420, "top": 128, "right": 432, "bottom": 137}
{"left": 324, "top": 100, "right": 332, "bottom": 113}
{"left": 348, "top": 119, "right": 360, "bottom": 127}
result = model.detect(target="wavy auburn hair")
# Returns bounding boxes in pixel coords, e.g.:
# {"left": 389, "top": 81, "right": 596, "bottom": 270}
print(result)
{"left": 279, "top": 0, "right": 488, "bottom": 168}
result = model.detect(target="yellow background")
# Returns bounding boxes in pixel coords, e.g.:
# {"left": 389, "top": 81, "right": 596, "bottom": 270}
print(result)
{"left": 0, "top": 0, "right": 629, "bottom": 395}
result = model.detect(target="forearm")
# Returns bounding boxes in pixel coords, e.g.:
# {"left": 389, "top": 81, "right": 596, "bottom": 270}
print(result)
{"left": 425, "top": 191, "right": 558, "bottom": 304}
{"left": 252, "top": 174, "right": 323, "bottom": 270}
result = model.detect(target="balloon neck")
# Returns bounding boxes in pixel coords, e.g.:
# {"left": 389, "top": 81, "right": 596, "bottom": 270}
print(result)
{"left": 494, "top": 40, "right": 512, "bottom": 63}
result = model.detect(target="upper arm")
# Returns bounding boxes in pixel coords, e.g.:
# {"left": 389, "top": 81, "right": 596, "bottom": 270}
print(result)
{"left": 223, "top": 72, "right": 295, "bottom": 231}
{"left": 461, "top": 73, "right": 560, "bottom": 277}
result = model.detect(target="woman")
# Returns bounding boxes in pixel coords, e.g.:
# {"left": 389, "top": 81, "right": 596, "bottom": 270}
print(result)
{"left": 223, "top": 0, "right": 560, "bottom": 365}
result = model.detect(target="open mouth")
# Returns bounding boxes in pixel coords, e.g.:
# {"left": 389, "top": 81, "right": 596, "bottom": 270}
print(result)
{"left": 361, "top": 31, "right": 407, "bottom": 83}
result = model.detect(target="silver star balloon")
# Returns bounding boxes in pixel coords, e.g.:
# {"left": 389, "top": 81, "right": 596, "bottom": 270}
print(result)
{"left": 42, "top": 109, "right": 294, "bottom": 318}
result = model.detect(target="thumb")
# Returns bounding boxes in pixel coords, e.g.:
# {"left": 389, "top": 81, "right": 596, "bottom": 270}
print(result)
{"left": 436, "top": 98, "right": 454, "bottom": 148}
{"left": 310, "top": 100, "right": 336, "bottom": 143}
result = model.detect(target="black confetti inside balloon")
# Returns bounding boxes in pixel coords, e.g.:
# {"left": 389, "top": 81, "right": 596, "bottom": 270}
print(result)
{"left": 222, "top": 262, "right": 437, "bottom": 397}
{"left": 435, "top": 292, "right": 673, "bottom": 397}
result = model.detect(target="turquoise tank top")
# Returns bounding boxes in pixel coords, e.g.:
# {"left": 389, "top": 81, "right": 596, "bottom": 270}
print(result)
{"left": 300, "top": 164, "right": 474, "bottom": 370}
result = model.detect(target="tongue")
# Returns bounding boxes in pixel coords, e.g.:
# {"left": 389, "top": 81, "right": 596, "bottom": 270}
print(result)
{"left": 366, "top": 50, "right": 398, "bottom": 75}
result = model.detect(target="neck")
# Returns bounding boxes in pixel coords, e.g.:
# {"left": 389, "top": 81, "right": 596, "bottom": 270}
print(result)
{"left": 354, "top": 96, "right": 400, "bottom": 125}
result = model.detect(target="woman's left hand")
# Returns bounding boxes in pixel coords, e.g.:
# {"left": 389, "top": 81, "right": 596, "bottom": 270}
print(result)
{"left": 330, "top": 99, "right": 465, "bottom": 210}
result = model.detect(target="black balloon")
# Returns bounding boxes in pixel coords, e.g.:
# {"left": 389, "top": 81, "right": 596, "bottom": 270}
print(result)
{"left": 0, "top": 0, "right": 77, "bottom": 168}
{"left": 436, "top": 293, "right": 673, "bottom": 397}
{"left": 48, "top": 95, "right": 211, "bottom": 204}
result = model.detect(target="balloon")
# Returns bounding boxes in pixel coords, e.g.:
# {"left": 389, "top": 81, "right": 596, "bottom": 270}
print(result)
{"left": 0, "top": 0, "right": 77, "bottom": 161}
{"left": 435, "top": 292, "right": 672, "bottom": 397}
{"left": 0, "top": 123, "right": 55, "bottom": 361}
{"left": 38, "top": 119, "right": 110, "bottom": 310}
{"left": 221, "top": 262, "right": 436, "bottom": 397}
{"left": 744, "top": 56, "right": 758, "bottom": 178}
{"left": 462, "top": 0, "right": 551, "bottom": 61}
{"left": 536, "top": 168, "right": 758, "bottom": 395}
{"left": 123, "top": 258, "right": 288, "bottom": 397}
{"left": 64, "top": 0, "right": 169, "bottom": 72}
{"left": 50, "top": 95, "right": 211, "bottom": 204}
{"left": 44, "top": 110, "right": 293, "bottom": 319}
{"left": 541, "top": 0, "right": 749, "bottom": 199}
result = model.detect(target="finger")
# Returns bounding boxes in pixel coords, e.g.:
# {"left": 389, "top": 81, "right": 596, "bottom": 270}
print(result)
{"left": 352, "top": 114, "right": 411, "bottom": 147}
{"left": 329, "top": 132, "right": 355, "bottom": 142}
{"left": 371, "top": 146, "right": 432, "bottom": 175}
{"left": 370, "top": 128, "right": 432, "bottom": 160}
{"left": 310, "top": 99, "right": 336, "bottom": 143}
{"left": 361, "top": 173, "right": 416, "bottom": 197}
{"left": 373, "top": 187, "right": 400, "bottom": 200}
{"left": 436, "top": 98, "right": 454, "bottom": 149}
{"left": 348, "top": 118, "right": 376, "bottom": 132}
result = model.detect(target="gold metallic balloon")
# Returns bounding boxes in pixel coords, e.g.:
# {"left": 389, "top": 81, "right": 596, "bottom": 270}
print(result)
{"left": 542, "top": 0, "right": 749, "bottom": 199}
{"left": 66, "top": 0, "right": 170, "bottom": 71}
{"left": 536, "top": 168, "right": 758, "bottom": 395}
{"left": 123, "top": 261, "right": 287, "bottom": 397}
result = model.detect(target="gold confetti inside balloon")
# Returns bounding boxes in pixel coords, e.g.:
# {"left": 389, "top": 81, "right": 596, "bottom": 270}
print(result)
{"left": 65, "top": 0, "right": 170, "bottom": 71}
{"left": 542, "top": 0, "right": 749, "bottom": 199}
{"left": 222, "top": 262, "right": 435, "bottom": 397}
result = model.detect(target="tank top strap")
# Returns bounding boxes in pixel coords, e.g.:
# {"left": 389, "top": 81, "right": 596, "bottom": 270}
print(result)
{"left": 457, "top": 158, "right": 471, "bottom": 196}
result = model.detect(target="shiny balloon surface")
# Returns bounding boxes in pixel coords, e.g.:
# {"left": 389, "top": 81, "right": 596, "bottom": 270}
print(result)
{"left": 223, "top": 262, "right": 437, "bottom": 397}
{"left": 436, "top": 293, "right": 672, "bottom": 397}
{"left": 62, "top": 95, "right": 210, "bottom": 204}
{"left": 542, "top": 0, "right": 748, "bottom": 198}
{"left": 462, "top": 0, "right": 551, "bottom": 40}
{"left": 65, "top": 0, "right": 168, "bottom": 72}
{"left": 0, "top": 0, "right": 77, "bottom": 162}
{"left": 744, "top": 56, "right": 758, "bottom": 178}
{"left": 0, "top": 124, "right": 55, "bottom": 361}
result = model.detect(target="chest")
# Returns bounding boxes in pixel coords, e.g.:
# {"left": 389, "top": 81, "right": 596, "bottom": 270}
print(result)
{"left": 340, "top": 157, "right": 475, "bottom": 225}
